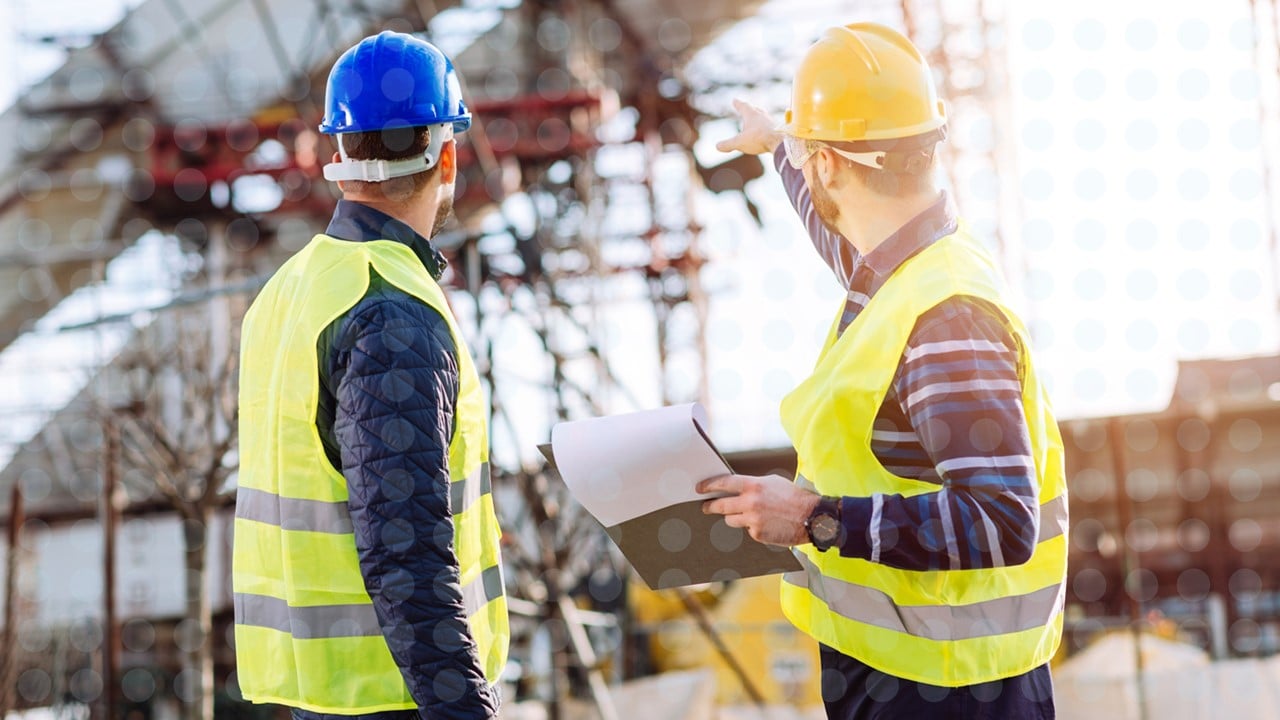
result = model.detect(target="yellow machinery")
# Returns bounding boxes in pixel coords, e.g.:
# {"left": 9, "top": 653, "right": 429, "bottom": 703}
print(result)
{"left": 631, "top": 575, "right": 823, "bottom": 708}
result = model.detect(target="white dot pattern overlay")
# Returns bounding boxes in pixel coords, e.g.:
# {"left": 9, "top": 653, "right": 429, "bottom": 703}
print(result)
{"left": 1011, "top": 4, "right": 1280, "bottom": 419}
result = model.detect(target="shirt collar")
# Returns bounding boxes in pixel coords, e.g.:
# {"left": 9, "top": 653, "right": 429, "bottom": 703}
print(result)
{"left": 859, "top": 191, "right": 958, "bottom": 280}
{"left": 325, "top": 199, "right": 448, "bottom": 280}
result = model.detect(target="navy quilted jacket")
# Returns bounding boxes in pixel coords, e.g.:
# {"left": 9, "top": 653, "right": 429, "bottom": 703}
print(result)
{"left": 298, "top": 200, "right": 498, "bottom": 720}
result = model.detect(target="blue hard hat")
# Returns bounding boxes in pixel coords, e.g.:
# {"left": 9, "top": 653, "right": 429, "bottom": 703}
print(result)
{"left": 319, "top": 31, "right": 471, "bottom": 135}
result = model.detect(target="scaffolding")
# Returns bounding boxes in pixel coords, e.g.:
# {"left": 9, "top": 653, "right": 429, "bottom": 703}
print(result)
{"left": 6, "top": 0, "right": 1227, "bottom": 716}
{"left": 903, "top": 0, "right": 1025, "bottom": 284}
{"left": 0, "top": 0, "right": 758, "bottom": 715}
{"left": 437, "top": 1, "right": 728, "bottom": 707}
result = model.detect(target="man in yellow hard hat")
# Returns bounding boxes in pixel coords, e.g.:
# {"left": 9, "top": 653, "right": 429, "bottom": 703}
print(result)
{"left": 705, "top": 23, "right": 1066, "bottom": 718}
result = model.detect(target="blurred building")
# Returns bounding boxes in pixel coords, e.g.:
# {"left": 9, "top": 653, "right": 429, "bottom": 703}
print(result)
{"left": 1059, "top": 354, "right": 1280, "bottom": 658}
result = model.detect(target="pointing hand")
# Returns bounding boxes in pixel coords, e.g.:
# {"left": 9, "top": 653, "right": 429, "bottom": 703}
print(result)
{"left": 716, "top": 98, "right": 784, "bottom": 156}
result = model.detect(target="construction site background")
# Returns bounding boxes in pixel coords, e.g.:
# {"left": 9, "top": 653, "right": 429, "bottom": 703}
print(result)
{"left": 0, "top": 1, "right": 1277, "bottom": 719}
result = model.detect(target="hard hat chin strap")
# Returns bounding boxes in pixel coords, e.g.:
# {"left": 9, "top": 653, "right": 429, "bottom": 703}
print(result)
{"left": 324, "top": 123, "right": 453, "bottom": 183}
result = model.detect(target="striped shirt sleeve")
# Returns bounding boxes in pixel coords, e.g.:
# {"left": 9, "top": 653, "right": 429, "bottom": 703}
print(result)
{"left": 773, "top": 145, "right": 859, "bottom": 287}
{"left": 836, "top": 299, "right": 1041, "bottom": 571}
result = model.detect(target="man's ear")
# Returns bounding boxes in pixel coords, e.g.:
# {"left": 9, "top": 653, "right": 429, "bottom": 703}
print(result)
{"left": 816, "top": 147, "right": 852, "bottom": 191}
{"left": 438, "top": 140, "right": 457, "bottom": 184}
{"left": 813, "top": 146, "right": 836, "bottom": 188}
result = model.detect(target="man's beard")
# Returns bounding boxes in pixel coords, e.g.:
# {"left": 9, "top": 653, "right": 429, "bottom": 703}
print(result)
{"left": 809, "top": 176, "right": 842, "bottom": 235}
{"left": 430, "top": 194, "right": 454, "bottom": 237}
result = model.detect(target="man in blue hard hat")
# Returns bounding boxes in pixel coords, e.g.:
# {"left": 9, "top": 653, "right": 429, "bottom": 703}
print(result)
{"left": 233, "top": 31, "right": 509, "bottom": 720}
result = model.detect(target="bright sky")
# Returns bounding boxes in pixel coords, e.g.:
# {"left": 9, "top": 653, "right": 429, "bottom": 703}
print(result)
{"left": 0, "top": 0, "right": 1277, "bottom": 463}
{"left": 1008, "top": 0, "right": 1280, "bottom": 418}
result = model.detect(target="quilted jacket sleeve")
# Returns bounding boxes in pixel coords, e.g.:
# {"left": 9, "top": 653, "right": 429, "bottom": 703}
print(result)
{"left": 331, "top": 293, "right": 498, "bottom": 720}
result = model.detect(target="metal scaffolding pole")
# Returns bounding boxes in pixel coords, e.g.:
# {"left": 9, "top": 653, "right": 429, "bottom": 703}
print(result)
{"left": 0, "top": 482, "right": 24, "bottom": 717}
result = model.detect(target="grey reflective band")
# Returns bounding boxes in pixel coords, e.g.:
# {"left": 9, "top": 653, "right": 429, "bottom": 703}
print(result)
{"left": 784, "top": 554, "right": 1064, "bottom": 641}
{"left": 794, "top": 475, "right": 1068, "bottom": 544}
{"left": 1036, "top": 494, "right": 1068, "bottom": 543}
{"left": 461, "top": 564, "right": 506, "bottom": 615}
{"left": 236, "top": 463, "right": 493, "bottom": 533}
{"left": 234, "top": 593, "right": 382, "bottom": 639}
{"left": 451, "top": 463, "right": 492, "bottom": 517}
{"left": 235, "top": 564, "right": 504, "bottom": 639}
{"left": 235, "top": 486, "right": 353, "bottom": 534}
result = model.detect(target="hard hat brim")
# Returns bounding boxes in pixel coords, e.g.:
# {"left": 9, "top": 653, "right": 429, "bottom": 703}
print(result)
{"left": 318, "top": 114, "right": 471, "bottom": 136}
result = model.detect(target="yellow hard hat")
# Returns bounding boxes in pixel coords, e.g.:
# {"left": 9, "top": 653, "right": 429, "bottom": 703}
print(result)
{"left": 782, "top": 23, "right": 946, "bottom": 143}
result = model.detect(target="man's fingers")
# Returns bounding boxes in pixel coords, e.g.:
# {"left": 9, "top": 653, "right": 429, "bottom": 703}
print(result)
{"left": 702, "top": 495, "right": 745, "bottom": 516}
{"left": 721, "top": 513, "right": 750, "bottom": 530}
{"left": 697, "top": 474, "right": 744, "bottom": 495}
{"left": 715, "top": 135, "right": 741, "bottom": 153}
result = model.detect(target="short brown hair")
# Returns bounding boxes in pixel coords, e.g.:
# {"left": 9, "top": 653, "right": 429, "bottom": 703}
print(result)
{"left": 339, "top": 125, "right": 439, "bottom": 200}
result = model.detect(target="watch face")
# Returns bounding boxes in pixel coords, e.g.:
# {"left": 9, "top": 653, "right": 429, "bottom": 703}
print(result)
{"left": 811, "top": 513, "right": 840, "bottom": 544}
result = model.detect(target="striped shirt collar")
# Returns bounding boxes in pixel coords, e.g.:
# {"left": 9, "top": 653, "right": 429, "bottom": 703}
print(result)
{"left": 325, "top": 199, "right": 448, "bottom": 280}
{"left": 852, "top": 191, "right": 958, "bottom": 290}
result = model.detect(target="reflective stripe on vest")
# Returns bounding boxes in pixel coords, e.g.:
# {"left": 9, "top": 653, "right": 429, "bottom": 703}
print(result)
{"left": 778, "top": 228, "right": 1068, "bottom": 687}
{"left": 788, "top": 476, "right": 1068, "bottom": 641}
{"left": 235, "top": 565, "right": 506, "bottom": 639}
{"left": 236, "top": 462, "right": 493, "bottom": 533}
{"left": 233, "top": 235, "right": 509, "bottom": 713}
{"left": 783, "top": 558, "right": 1065, "bottom": 641}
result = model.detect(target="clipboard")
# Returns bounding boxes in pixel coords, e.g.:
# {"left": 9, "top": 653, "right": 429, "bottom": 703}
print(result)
{"left": 546, "top": 404, "right": 800, "bottom": 589}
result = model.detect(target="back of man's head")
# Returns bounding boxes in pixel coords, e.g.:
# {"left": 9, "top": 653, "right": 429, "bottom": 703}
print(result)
{"left": 338, "top": 126, "right": 440, "bottom": 204}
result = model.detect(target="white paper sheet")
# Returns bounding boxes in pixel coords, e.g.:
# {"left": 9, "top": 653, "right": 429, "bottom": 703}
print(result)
{"left": 550, "top": 403, "right": 731, "bottom": 527}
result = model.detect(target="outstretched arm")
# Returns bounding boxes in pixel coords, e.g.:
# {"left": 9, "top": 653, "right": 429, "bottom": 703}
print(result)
{"left": 717, "top": 98, "right": 858, "bottom": 285}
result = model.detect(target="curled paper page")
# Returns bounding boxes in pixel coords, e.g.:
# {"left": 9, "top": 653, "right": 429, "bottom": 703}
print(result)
{"left": 549, "top": 403, "right": 800, "bottom": 589}
{"left": 550, "top": 403, "right": 728, "bottom": 527}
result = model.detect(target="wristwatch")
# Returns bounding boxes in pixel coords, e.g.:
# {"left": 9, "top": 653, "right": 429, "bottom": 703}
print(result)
{"left": 805, "top": 495, "right": 842, "bottom": 552}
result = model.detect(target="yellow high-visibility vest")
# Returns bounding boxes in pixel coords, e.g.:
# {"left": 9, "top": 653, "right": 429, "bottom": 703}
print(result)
{"left": 779, "top": 227, "right": 1068, "bottom": 687}
{"left": 233, "top": 234, "right": 508, "bottom": 713}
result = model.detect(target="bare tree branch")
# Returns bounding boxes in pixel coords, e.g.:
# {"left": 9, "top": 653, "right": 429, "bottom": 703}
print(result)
{"left": 115, "top": 415, "right": 189, "bottom": 513}
{"left": 199, "top": 424, "right": 237, "bottom": 507}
